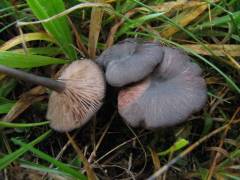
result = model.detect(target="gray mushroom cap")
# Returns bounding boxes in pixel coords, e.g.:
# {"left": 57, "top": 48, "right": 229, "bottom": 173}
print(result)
{"left": 97, "top": 39, "right": 164, "bottom": 87}
{"left": 97, "top": 39, "right": 207, "bottom": 129}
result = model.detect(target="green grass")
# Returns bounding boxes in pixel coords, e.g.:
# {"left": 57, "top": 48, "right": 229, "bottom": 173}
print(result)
{"left": 0, "top": 0, "right": 239, "bottom": 179}
{"left": 26, "top": 0, "right": 77, "bottom": 60}
{"left": 0, "top": 51, "right": 67, "bottom": 68}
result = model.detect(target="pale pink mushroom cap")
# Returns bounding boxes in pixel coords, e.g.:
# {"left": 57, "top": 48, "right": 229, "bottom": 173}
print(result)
{"left": 47, "top": 59, "right": 105, "bottom": 132}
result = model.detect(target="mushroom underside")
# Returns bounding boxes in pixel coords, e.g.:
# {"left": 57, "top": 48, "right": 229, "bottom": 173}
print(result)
{"left": 118, "top": 73, "right": 207, "bottom": 129}
{"left": 47, "top": 60, "right": 105, "bottom": 132}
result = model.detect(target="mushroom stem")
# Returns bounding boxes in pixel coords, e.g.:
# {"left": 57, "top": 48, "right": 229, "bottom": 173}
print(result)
{"left": 0, "top": 65, "right": 65, "bottom": 93}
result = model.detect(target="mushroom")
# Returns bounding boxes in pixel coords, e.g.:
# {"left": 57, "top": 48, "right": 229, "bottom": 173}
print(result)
{"left": 0, "top": 59, "right": 105, "bottom": 132}
{"left": 97, "top": 39, "right": 207, "bottom": 129}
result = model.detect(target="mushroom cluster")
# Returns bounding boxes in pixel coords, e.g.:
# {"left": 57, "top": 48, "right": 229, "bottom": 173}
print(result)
{"left": 97, "top": 38, "right": 207, "bottom": 129}
{"left": 0, "top": 39, "right": 207, "bottom": 132}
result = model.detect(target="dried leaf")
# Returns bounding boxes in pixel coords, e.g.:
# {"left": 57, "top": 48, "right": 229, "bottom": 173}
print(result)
{"left": 183, "top": 44, "right": 240, "bottom": 57}
{"left": 183, "top": 44, "right": 240, "bottom": 70}
{"left": 149, "top": 148, "right": 161, "bottom": 180}
{"left": 88, "top": 0, "right": 105, "bottom": 59}
{"left": 107, "top": 9, "right": 138, "bottom": 47}
{"left": 3, "top": 86, "right": 46, "bottom": 122}
{"left": 66, "top": 133, "right": 97, "bottom": 180}
{"left": 0, "top": 32, "right": 55, "bottom": 51}
{"left": 160, "top": 4, "right": 208, "bottom": 38}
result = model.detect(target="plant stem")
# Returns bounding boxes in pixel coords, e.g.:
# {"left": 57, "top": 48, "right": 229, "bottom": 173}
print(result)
{"left": 0, "top": 65, "right": 65, "bottom": 93}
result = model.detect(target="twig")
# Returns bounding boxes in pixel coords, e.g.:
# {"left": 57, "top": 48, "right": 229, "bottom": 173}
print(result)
{"left": 17, "top": 3, "right": 112, "bottom": 27}
{"left": 207, "top": 107, "right": 240, "bottom": 180}
{"left": 147, "top": 123, "right": 230, "bottom": 180}
{"left": 66, "top": 132, "right": 97, "bottom": 180}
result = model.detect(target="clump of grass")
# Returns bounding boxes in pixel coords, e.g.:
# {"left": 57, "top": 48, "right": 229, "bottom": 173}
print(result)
{"left": 0, "top": 0, "right": 239, "bottom": 179}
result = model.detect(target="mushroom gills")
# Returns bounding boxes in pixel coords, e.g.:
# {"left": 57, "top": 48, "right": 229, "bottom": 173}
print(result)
{"left": 118, "top": 71, "right": 207, "bottom": 129}
{"left": 47, "top": 60, "right": 105, "bottom": 132}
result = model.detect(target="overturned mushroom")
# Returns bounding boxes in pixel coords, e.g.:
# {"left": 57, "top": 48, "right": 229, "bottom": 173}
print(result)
{"left": 97, "top": 39, "right": 207, "bottom": 129}
{"left": 0, "top": 60, "right": 105, "bottom": 132}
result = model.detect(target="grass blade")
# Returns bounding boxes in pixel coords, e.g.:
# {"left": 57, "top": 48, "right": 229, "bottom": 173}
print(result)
{"left": 0, "top": 51, "right": 67, "bottom": 68}
{"left": 88, "top": 0, "right": 104, "bottom": 59}
{"left": 158, "top": 138, "right": 189, "bottom": 156}
{"left": 192, "top": 11, "right": 240, "bottom": 30}
{"left": 0, "top": 102, "right": 15, "bottom": 114}
{"left": 117, "top": 12, "right": 165, "bottom": 38}
{"left": 0, "top": 130, "right": 51, "bottom": 170}
{"left": 26, "top": 0, "right": 76, "bottom": 59}
{"left": 13, "top": 47, "right": 62, "bottom": 56}
{"left": 19, "top": 159, "right": 71, "bottom": 177}
{"left": 0, "top": 32, "right": 55, "bottom": 51}
{"left": 12, "top": 138, "right": 87, "bottom": 180}
{"left": 0, "top": 121, "right": 49, "bottom": 128}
